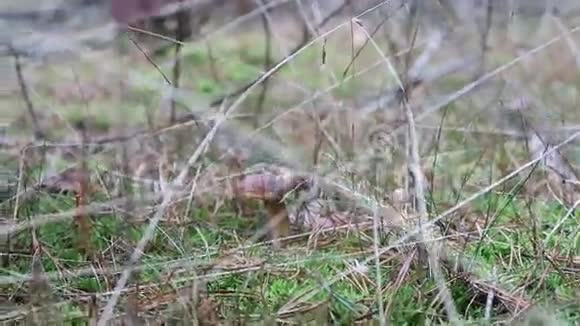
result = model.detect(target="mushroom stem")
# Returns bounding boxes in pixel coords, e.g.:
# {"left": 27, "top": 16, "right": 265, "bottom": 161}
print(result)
{"left": 264, "top": 201, "right": 290, "bottom": 247}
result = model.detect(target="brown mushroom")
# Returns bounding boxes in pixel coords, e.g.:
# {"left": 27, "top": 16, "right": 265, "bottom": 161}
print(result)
{"left": 232, "top": 166, "right": 310, "bottom": 247}
{"left": 39, "top": 166, "right": 92, "bottom": 195}
{"left": 38, "top": 166, "right": 93, "bottom": 257}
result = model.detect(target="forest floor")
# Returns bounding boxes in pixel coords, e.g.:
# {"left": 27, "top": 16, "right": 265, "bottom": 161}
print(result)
{"left": 1, "top": 3, "right": 579, "bottom": 325}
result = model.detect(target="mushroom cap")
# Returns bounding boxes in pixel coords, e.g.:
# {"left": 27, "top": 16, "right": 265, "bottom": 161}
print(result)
{"left": 39, "top": 166, "right": 91, "bottom": 195}
{"left": 234, "top": 169, "right": 310, "bottom": 201}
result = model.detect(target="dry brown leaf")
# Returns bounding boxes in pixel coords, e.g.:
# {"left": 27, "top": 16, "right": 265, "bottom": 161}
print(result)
{"left": 196, "top": 296, "right": 220, "bottom": 326}
{"left": 292, "top": 198, "right": 354, "bottom": 231}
